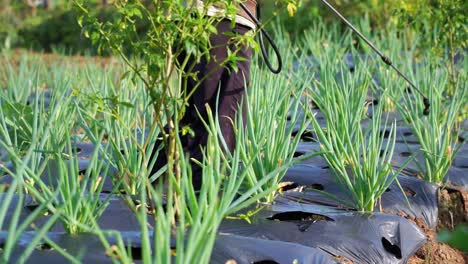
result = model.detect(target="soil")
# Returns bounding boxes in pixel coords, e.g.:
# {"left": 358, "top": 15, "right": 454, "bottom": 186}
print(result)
{"left": 438, "top": 188, "right": 468, "bottom": 230}
{"left": 407, "top": 188, "right": 468, "bottom": 264}
{"left": 407, "top": 221, "right": 467, "bottom": 264}
{"left": 334, "top": 255, "right": 354, "bottom": 264}
{"left": 4, "top": 49, "right": 120, "bottom": 69}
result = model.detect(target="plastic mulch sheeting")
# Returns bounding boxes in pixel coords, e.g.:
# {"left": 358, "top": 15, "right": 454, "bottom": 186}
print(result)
{"left": 212, "top": 234, "right": 338, "bottom": 264}
{"left": 445, "top": 143, "right": 468, "bottom": 190}
{"left": 282, "top": 164, "right": 439, "bottom": 228}
{"left": 219, "top": 201, "right": 427, "bottom": 264}
{"left": 1, "top": 231, "right": 115, "bottom": 264}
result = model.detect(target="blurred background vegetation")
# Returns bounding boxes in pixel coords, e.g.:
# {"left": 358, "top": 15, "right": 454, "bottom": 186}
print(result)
{"left": 0, "top": 0, "right": 466, "bottom": 55}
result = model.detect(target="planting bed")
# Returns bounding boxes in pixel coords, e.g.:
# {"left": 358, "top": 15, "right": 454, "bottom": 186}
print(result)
{"left": 1, "top": 144, "right": 466, "bottom": 263}
{"left": 1, "top": 42, "right": 467, "bottom": 263}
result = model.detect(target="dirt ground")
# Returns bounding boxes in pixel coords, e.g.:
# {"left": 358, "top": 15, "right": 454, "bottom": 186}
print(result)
{"left": 408, "top": 188, "right": 467, "bottom": 264}
{"left": 2, "top": 49, "right": 120, "bottom": 69}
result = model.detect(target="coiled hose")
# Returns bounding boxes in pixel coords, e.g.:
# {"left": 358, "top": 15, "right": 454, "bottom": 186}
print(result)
{"left": 240, "top": 2, "right": 283, "bottom": 74}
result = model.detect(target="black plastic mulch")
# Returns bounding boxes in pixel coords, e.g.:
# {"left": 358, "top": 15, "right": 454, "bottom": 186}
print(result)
{"left": 218, "top": 200, "right": 426, "bottom": 264}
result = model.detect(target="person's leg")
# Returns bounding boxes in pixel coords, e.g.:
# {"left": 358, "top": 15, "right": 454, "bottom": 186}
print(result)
{"left": 179, "top": 20, "right": 232, "bottom": 189}
{"left": 216, "top": 23, "right": 252, "bottom": 153}
{"left": 150, "top": 29, "right": 226, "bottom": 183}
{"left": 183, "top": 21, "right": 252, "bottom": 189}
{"left": 153, "top": 20, "right": 252, "bottom": 189}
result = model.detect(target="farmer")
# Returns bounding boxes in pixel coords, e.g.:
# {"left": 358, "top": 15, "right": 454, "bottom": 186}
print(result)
{"left": 154, "top": 1, "right": 257, "bottom": 190}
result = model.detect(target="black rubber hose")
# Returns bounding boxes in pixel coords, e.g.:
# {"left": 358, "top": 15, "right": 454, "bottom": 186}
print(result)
{"left": 240, "top": 2, "right": 283, "bottom": 74}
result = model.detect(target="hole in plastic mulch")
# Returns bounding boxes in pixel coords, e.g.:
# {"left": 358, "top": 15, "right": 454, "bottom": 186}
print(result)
{"left": 297, "top": 130, "right": 317, "bottom": 142}
{"left": 365, "top": 99, "right": 379, "bottom": 107}
{"left": 458, "top": 135, "right": 466, "bottom": 143}
{"left": 120, "top": 149, "right": 141, "bottom": 156}
{"left": 311, "top": 101, "right": 320, "bottom": 110}
{"left": 73, "top": 147, "right": 82, "bottom": 154}
{"left": 403, "top": 131, "right": 413, "bottom": 137}
{"left": 381, "top": 237, "right": 402, "bottom": 259}
{"left": 385, "top": 187, "right": 416, "bottom": 197}
{"left": 399, "top": 152, "right": 412, "bottom": 157}
{"left": 308, "top": 183, "right": 324, "bottom": 191}
{"left": 294, "top": 151, "right": 305, "bottom": 158}
{"left": 267, "top": 211, "right": 334, "bottom": 222}
{"left": 25, "top": 204, "right": 40, "bottom": 212}
{"left": 381, "top": 130, "right": 391, "bottom": 139}
{"left": 279, "top": 182, "right": 300, "bottom": 192}
{"left": 129, "top": 246, "right": 143, "bottom": 260}
{"left": 404, "top": 187, "right": 416, "bottom": 197}
{"left": 316, "top": 115, "right": 325, "bottom": 120}
{"left": 379, "top": 150, "right": 386, "bottom": 157}
{"left": 25, "top": 204, "right": 52, "bottom": 215}
{"left": 64, "top": 146, "right": 83, "bottom": 154}
{"left": 36, "top": 243, "right": 53, "bottom": 251}
{"left": 253, "top": 261, "right": 279, "bottom": 264}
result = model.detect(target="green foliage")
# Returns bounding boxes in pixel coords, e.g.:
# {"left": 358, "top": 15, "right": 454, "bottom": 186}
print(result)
{"left": 0, "top": 12, "right": 20, "bottom": 49}
{"left": 261, "top": 0, "right": 395, "bottom": 37}
{"left": 1, "top": 14, "right": 467, "bottom": 261}
{"left": 0, "top": 181, "right": 61, "bottom": 263}
{"left": 391, "top": 0, "right": 467, "bottom": 93}
{"left": 74, "top": 0, "right": 256, "bottom": 190}
{"left": 0, "top": 101, "right": 34, "bottom": 150}
{"left": 18, "top": 8, "right": 96, "bottom": 53}
{"left": 392, "top": 0, "right": 467, "bottom": 52}
{"left": 306, "top": 65, "right": 401, "bottom": 211}
{"left": 239, "top": 45, "right": 320, "bottom": 203}
{"left": 88, "top": 106, "right": 290, "bottom": 264}
{"left": 438, "top": 224, "right": 468, "bottom": 252}
{"left": 396, "top": 65, "right": 466, "bottom": 184}
{"left": 0, "top": 2, "right": 125, "bottom": 53}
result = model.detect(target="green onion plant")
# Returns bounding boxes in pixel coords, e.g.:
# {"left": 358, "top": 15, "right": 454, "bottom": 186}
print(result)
{"left": 301, "top": 52, "right": 404, "bottom": 211}
{"left": 396, "top": 63, "right": 467, "bottom": 184}
{"left": 0, "top": 180, "right": 61, "bottom": 263}
{"left": 308, "top": 91, "right": 402, "bottom": 211}
{"left": 92, "top": 106, "right": 290, "bottom": 263}
{"left": 0, "top": 59, "right": 113, "bottom": 235}
{"left": 239, "top": 64, "right": 318, "bottom": 203}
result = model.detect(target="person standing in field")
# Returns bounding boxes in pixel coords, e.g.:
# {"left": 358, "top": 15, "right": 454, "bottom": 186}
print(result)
{"left": 154, "top": 1, "right": 258, "bottom": 190}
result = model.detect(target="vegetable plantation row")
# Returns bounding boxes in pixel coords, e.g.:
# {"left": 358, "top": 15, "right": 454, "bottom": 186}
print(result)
{"left": 0, "top": 21, "right": 466, "bottom": 263}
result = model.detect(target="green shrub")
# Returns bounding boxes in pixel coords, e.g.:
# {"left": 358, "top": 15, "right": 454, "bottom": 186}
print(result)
{"left": 439, "top": 224, "right": 468, "bottom": 252}
{"left": 0, "top": 3, "right": 139, "bottom": 54}
{"left": 17, "top": 7, "right": 126, "bottom": 55}
{"left": 0, "top": 12, "right": 20, "bottom": 49}
{"left": 391, "top": 0, "right": 467, "bottom": 93}
{"left": 261, "top": 0, "right": 395, "bottom": 37}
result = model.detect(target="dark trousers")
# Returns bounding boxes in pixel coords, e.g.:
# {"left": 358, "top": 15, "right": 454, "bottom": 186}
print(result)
{"left": 154, "top": 20, "right": 252, "bottom": 190}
